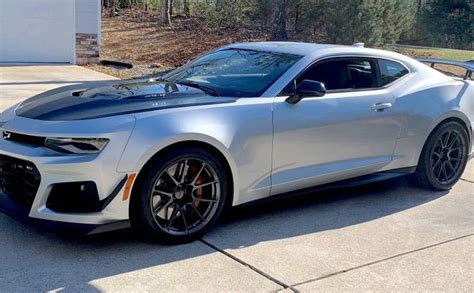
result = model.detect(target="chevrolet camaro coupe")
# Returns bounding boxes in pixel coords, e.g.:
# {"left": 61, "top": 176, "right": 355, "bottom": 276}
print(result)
{"left": 0, "top": 42, "right": 473, "bottom": 243}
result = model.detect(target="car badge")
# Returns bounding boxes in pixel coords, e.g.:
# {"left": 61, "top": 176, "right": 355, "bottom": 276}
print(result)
{"left": 2, "top": 131, "right": 11, "bottom": 140}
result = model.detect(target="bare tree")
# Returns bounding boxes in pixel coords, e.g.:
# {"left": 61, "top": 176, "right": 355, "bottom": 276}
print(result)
{"left": 271, "top": 0, "right": 288, "bottom": 41}
{"left": 294, "top": 1, "right": 302, "bottom": 33}
{"left": 160, "top": 0, "right": 172, "bottom": 25}
{"left": 108, "top": 0, "right": 118, "bottom": 17}
{"left": 183, "top": 0, "right": 190, "bottom": 15}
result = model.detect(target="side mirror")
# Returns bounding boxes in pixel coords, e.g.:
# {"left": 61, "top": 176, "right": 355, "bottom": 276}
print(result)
{"left": 286, "top": 80, "right": 326, "bottom": 104}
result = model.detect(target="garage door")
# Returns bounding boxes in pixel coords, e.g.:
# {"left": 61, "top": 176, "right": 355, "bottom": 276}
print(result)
{"left": 0, "top": 0, "right": 75, "bottom": 63}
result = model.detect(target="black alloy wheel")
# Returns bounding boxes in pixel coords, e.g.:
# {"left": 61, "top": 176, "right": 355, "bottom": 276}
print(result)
{"left": 430, "top": 129, "right": 465, "bottom": 185}
{"left": 131, "top": 147, "right": 228, "bottom": 243}
{"left": 415, "top": 121, "right": 469, "bottom": 190}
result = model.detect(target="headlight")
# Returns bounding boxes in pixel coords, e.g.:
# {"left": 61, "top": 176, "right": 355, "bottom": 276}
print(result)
{"left": 44, "top": 137, "right": 109, "bottom": 154}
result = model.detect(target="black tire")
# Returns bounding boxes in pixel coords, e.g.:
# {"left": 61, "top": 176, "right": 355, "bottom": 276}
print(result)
{"left": 130, "top": 147, "right": 229, "bottom": 244}
{"left": 415, "top": 121, "right": 469, "bottom": 190}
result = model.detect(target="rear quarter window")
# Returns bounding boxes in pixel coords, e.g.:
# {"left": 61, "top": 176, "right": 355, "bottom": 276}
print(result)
{"left": 379, "top": 59, "right": 409, "bottom": 86}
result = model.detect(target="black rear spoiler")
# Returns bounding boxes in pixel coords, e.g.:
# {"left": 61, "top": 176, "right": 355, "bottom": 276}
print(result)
{"left": 417, "top": 58, "right": 473, "bottom": 80}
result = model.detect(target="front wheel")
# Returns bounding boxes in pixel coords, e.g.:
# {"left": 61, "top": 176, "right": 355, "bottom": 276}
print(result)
{"left": 415, "top": 121, "right": 469, "bottom": 190}
{"left": 131, "top": 147, "right": 229, "bottom": 243}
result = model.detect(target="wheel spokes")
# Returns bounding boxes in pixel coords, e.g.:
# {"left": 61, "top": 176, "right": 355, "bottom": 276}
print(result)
{"left": 193, "top": 180, "right": 219, "bottom": 190}
{"left": 194, "top": 197, "right": 218, "bottom": 203}
{"left": 435, "top": 162, "right": 444, "bottom": 180}
{"left": 191, "top": 163, "right": 206, "bottom": 185}
{"left": 154, "top": 197, "right": 173, "bottom": 214}
{"left": 441, "top": 163, "right": 448, "bottom": 182}
{"left": 176, "top": 160, "right": 190, "bottom": 184}
{"left": 150, "top": 157, "right": 221, "bottom": 235}
{"left": 166, "top": 205, "right": 179, "bottom": 230}
{"left": 446, "top": 135, "right": 457, "bottom": 149}
{"left": 446, "top": 160, "right": 455, "bottom": 174}
{"left": 164, "top": 169, "right": 180, "bottom": 187}
{"left": 180, "top": 206, "right": 189, "bottom": 233}
{"left": 188, "top": 203, "right": 205, "bottom": 222}
{"left": 153, "top": 189, "right": 173, "bottom": 197}
{"left": 432, "top": 129, "right": 465, "bottom": 184}
{"left": 432, "top": 158, "right": 441, "bottom": 169}
{"left": 442, "top": 131, "right": 451, "bottom": 148}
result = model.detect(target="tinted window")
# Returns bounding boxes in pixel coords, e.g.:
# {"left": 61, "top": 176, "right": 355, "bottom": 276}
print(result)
{"left": 295, "top": 59, "right": 377, "bottom": 91}
{"left": 379, "top": 59, "right": 409, "bottom": 86}
{"left": 164, "top": 49, "right": 302, "bottom": 97}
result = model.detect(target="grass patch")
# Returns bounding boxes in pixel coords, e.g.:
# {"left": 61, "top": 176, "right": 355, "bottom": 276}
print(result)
{"left": 404, "top": 47, "right": 473, "bottom": 62}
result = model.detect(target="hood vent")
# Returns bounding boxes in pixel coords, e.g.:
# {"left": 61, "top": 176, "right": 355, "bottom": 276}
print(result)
{"left": 72, "top": 90, "right": 86, "bottom": 97}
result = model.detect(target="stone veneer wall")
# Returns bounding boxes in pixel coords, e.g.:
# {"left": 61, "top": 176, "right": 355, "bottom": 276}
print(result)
{"left": 76, "top": 33, "right": 99, "bottom": 65}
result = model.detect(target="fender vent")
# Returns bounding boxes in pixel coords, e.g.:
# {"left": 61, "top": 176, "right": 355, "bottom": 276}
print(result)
{"left": 3, "top": 131, "right": 45, "bottom": 147}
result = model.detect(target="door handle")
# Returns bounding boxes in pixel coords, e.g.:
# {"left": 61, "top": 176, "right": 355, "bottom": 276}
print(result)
{"left": 371, "top": 102, "right": 392, "bottom": 112}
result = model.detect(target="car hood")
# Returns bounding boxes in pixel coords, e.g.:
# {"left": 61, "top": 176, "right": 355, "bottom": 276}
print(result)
{"left": 14, "top": 79, "right": 237, "bottom": 121}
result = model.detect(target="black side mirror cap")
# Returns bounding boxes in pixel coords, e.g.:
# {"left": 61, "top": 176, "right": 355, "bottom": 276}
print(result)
{"left": 286, "top": 80, "right": 327, "bottom": 104}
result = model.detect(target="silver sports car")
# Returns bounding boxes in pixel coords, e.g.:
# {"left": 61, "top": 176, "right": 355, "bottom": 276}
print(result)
{"left": 0, "top": 42, "right": 473, "bottom": 243}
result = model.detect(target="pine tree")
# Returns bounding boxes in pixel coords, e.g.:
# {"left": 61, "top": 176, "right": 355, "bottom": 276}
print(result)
{"left": 379, "top": 0, "right": 415, "bottom": 44}
{"left": 419, "top": 0, "right": 473, "bottom": 49}
{"left": 324, "top": 0, "right": 415, "bottom": 46}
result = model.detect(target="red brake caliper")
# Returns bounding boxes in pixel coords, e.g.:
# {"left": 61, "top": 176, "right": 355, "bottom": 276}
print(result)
{"left": 194, "top": 176, "right": 204, "bottom": 207}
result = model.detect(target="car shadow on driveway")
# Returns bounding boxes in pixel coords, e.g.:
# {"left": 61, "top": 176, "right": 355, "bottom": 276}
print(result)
{"left": 208, "top": 177, "right": 449, "bottom": 248}
{"left": 0, "top": 177, "right": 448, "bottom": 291}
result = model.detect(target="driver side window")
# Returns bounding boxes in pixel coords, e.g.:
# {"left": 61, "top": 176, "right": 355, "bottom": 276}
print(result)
{"left": 298, "top": 58, "right": 377, "bottom": 91}
{"left": 283, "top": 58, "right": 378, "bottom": 94}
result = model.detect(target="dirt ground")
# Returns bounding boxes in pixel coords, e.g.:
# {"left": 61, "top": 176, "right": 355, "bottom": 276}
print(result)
{"left": 87, "top": 9, "right": 267, "bottom": 79}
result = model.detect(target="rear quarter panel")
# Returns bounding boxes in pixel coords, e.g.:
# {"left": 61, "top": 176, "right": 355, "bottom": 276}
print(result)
{"left": 386, "top": 71, "right": 473, "bottom": 170}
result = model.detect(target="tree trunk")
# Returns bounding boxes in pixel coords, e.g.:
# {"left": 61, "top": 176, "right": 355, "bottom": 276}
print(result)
{"left": 183, "top": 0, "right": 190, "bottom": 15}
{"left": 109, "top": 0, "right": 117, "bottom": 17}
{"left": 159, "top": 0, "right": 172, "bottom": 26}
{"left": 271, "top": 0, "right": 288, "bottom": 41}
{"left": 294, "top": 2, "right": 301, "bottom": 33}
{"left": 170, "top": 0, "right": 173, "bottom": 17}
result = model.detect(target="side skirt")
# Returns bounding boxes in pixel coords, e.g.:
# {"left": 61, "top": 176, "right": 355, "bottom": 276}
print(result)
{"left": 236, "top": 166, "right": 417, "bottom": 208}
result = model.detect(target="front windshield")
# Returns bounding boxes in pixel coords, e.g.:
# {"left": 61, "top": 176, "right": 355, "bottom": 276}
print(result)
{"left": 164, "top": 49, "right": 303, "bottom": 97}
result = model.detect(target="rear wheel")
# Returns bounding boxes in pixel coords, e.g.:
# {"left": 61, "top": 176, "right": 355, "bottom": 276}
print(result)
{"left": 415, "top": 122, "right": 469, "bottom": 190}
{"left": 131, "top": 147, "right": 229, "bottom": 243}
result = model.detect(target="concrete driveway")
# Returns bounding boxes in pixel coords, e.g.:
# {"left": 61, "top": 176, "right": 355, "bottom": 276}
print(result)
{"left": 0, "top": 65, "right": 473, "bottom": 292}
{"left": 0, "top": 64, "right": 115, "bottom": 110}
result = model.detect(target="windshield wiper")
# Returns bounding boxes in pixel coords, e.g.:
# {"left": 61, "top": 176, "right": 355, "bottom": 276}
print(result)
{"left": 176, "top": 81, "right": 220, "bottom": 97}
{"left": 148, "top": 76, "right": 168, "bottom": 82}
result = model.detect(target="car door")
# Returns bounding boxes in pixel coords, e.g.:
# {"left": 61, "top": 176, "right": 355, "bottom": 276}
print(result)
{"left": 271, "top": 57, "right": 402, "bottom": 195}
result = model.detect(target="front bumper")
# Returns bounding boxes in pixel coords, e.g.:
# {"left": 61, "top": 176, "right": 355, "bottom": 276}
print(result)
{"left": 0, "top": 116, "right": 138, "bottom": 233}
{"left": 0, "top": 191, "right": 130, "bottom": 234}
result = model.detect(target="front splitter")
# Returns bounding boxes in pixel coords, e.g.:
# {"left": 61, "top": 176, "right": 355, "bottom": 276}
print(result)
{"left": 0, "top": 192, "right": 130, "bottom": 235}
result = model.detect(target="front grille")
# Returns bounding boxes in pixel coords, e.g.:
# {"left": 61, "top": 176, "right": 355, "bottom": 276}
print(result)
{"left": 0, "top": 155, "right": 41, "bottom": 209}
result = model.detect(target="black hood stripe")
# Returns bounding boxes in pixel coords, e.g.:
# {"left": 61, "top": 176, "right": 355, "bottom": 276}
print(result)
{"left": 15, "top": 80, "right": 238, "bottom": 121}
